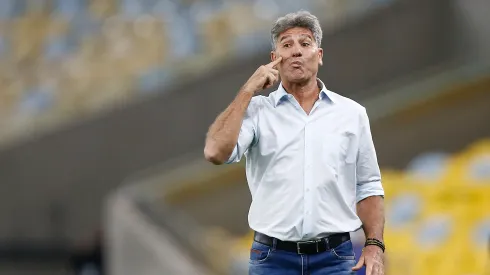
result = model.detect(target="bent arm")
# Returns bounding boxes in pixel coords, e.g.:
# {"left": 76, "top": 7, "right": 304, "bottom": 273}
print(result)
{"left": 204, "top": 89, "right": 255, "bottom": 165}
{"left": 355, "top": 107, "right": 385, "bottom": 241}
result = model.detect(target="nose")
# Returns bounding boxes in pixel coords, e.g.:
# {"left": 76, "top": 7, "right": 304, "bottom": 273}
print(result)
{"left": 292, "top": 44, "right": 302, "bottom": 57}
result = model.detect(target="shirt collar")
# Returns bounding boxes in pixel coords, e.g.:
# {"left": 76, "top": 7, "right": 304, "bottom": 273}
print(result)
{"left": 273, "top": 78, "right": 334, "bottom": 107}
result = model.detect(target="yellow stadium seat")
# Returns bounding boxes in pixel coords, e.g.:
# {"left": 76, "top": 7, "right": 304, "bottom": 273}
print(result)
{"left": 456, "top": 248, "right": 487, "bottom": 275}
{"left": 384, "top": 227, "right": 418, "bottom": 256}
{"left": 11, "top": 14, "right": 51, "bottom": 62}
{"left": 458, "top": 186, "right": 490, "bottom": 216}
{"left": 0, "top": 78, "right": 22, "bottom": 122}
{"left": 89, "top": 0, "right": 117, "bottom": 19}
{"left": 224, "top": 3, "right": 265, "bottom": 35}
{"left": 131, "top": 16, "right": 167, "bottom": 67}
{"left": 447, "top": 139, "right": 490, "bottom": 185}
{"left": 380, "top": 169, "right": 406, "bottom": 200}
{"left": 411, "top": 249, "right": 458, "bottom": 275}
{"left": 443, "top": 156, "right": 467, "bottom": 186}
{"left": 444, "top": 151, "right": 486, "bottom": 181}
{"left": 239, "top": 230, "right": 255, "bottom": 250}
{"left": 10, "top": 18, "right": 37, "bottom": 62}
{"left": 25, "top": 0, "right": 51, "bottom": 16}
{"left": 427, "top": 186, "right": 469, "bottom": 217}
{"left": 198, "top": 11, "right": 233, "bottom": 59}
{"left": 384, "top": 251, "right": 414, "bottom": 275}
{"left": 464, "top": 139, "right": 490, "bottom": 155}
{"left": 46, "top": 17, "right": 69, "bottom": 37}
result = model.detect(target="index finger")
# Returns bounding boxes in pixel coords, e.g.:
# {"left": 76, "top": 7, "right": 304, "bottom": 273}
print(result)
{"left": 266, "top": 56, "right": 282, "bottom": 68}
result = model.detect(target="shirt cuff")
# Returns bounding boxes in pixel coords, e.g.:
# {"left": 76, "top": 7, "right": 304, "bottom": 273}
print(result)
{"left": 225, "top": 146, "right": 239, "bottom": 164}
{"left": 356, "top": 180, "right": 385, "bottom": 203}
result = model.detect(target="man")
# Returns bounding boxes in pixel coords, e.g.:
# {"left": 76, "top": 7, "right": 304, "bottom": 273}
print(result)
{"left": 204, "top": 10, "right": 385, "bottom": 275}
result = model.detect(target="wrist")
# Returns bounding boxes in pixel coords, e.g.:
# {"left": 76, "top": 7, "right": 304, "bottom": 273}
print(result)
{"left": 362, "top": 245, "right": 384, "bottom": 255}
{"left": 367, "top": 237, "right": 383, "bottom": 243}
{"left": 364, "top": 238, "right": 385, "bottom": 253}
{"left": 239, "top": 85, "right": 256, "bottom": 96}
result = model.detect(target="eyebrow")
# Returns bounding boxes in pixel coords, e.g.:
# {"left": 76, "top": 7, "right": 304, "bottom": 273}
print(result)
{"left": 279, "top": 34, "right": 313, "bottom": 43}
{"left": 279, "top": 35, "right": 291, "bottom": 43}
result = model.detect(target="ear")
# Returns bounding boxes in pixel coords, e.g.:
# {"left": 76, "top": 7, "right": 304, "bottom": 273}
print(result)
{"left": 318, "top": 48, "right": 324, "bottom": 66}
{"left": 270, "top": 51, "right": 277, "bottom": 62}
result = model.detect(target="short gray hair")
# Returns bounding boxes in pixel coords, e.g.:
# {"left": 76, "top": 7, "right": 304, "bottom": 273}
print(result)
{"left": 271, "top": 10, "right": 323, "bottom": 50}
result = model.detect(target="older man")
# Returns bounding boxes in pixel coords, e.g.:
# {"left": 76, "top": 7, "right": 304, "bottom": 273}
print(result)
{"left": 204, "top": 10, "right": 386, "bottom": 275}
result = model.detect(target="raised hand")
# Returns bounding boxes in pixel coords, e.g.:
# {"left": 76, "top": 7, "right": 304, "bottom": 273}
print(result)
{"left": 241, "top": 56, "right": 282, "bottom": 94}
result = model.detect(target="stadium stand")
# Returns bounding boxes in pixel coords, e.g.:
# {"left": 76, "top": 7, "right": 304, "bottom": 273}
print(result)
{"left": 226, "top": 138, "right": 490, "bottom": 275}
{"left": 0, "top": 0, "right": 171, "bottom": 147}
{"left": 0, "top": 0, "right": 393, "bottom": 150}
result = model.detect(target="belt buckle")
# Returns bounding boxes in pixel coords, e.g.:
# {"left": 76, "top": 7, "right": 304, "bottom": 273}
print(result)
{"left": 296, "top": 240, "right": 319, "bottom": 254}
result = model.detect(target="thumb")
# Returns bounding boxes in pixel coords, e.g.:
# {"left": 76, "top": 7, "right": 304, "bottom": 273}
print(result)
{"left": 352, "top": 255, "right": 365, "bottom": 271}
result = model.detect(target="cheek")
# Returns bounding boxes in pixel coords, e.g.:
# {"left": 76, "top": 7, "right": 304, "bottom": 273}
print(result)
{"left": 309, "top": 53, "right": 321, "bottom": 66}
{"left": 305, "top": 52, "right": 317, "bottom": 61}
{"left": 278, "top": 50, "right": 291, "bottom": 58}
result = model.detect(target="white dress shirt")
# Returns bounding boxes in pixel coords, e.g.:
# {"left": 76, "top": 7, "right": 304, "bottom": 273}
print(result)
{"left": 226, "top": 79, "right": 384, "bottom": 241}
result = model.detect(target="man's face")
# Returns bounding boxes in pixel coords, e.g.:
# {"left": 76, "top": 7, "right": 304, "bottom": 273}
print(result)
{"left": 271, "top": 27, "right": 323, "bottom": 84}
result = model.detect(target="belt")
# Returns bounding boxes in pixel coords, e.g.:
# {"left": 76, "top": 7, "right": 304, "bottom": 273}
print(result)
{"left": 254, "top": 231, "right": 350, "bottom": 255}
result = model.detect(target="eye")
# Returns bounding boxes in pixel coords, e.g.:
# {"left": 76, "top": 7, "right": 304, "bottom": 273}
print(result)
{"left": 302, "top": 42, "right": 310, "bottom": 47}
{"left": 283, "top": 43, "right": 291, "bottom": 48}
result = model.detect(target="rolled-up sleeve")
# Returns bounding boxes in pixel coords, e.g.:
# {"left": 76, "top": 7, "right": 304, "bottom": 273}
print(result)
{"left": 356, "top": 107, "right": 384, "bottom": 202}
{"left": 225, "top": 97, "right": 259, "bottom": 164}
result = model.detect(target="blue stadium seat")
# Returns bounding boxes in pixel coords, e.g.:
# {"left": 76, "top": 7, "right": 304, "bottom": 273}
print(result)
{"left": 472, "top": 218, "right": 490, "bottom": 250}
{"left": 18, "top": 86, "right": 56, "bottom": 115}
{"left": 386, "top": 193, "right": 422, "bottom": 229}
{"left": 416, "top": 214, "right": 454, "bottom": 250}
{"left": 406, "top": 151, "right": 450, "bottom": 183}
{"left": 120, "top": 0, "right": 145, "bottom": 19}
{"left": 467, "top": 154, "right": 490, "bottom": 181}
{"left": 0, "top": 0, "right": 16, "bottom": 20}
{"left": 0, "top": 33, "right": 9, "bottom": 59}
{"left": 53, "top": 0, "right": 87, "bottom": 18}
{"left": 44, "top": 34, "right": 70, "bottom": 60}
{"left": 137, "top": 67, "right": 172, "bottom": 94}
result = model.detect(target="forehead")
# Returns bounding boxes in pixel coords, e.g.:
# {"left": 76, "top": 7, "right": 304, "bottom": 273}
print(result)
{"left": 278, "top": 27, "right": 313, "bottom": 40}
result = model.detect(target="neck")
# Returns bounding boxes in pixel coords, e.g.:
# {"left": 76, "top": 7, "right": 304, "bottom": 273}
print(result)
{"left": 282, "top": 77, "right": 320, "bottom": 105}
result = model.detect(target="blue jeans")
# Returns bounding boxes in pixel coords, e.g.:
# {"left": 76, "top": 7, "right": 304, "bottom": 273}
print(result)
{"left": 249, "top": 239, "right": 357, "bottom": 275}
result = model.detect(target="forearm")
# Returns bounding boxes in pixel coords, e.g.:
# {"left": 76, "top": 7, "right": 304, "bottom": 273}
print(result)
{"left": 357, "top": 195, "right": 385, "bottom": 241}
{"left": 204, "top": 89, "right": 254, "bottom": 164}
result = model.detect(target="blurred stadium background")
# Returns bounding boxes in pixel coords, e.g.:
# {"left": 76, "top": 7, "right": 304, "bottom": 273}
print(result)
{"left": 0, "top": 0, "right": 489, "bottom": 274}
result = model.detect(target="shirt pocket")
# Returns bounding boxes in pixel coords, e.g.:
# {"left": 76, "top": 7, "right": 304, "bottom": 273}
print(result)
{"left": 322, "top": 133, "right": 356, "bottom": 171}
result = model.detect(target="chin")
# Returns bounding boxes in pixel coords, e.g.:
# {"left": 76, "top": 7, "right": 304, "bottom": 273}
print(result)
{"left": 285, "top": 75, "right": 308, "bottom": 83}
{"left": 285, "top": 70, "right": 314, "bottom": 82}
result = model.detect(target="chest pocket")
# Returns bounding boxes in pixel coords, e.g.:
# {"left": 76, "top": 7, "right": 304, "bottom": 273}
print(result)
{"left": 322, "top": 132, "right": 357, "bottom": 171}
